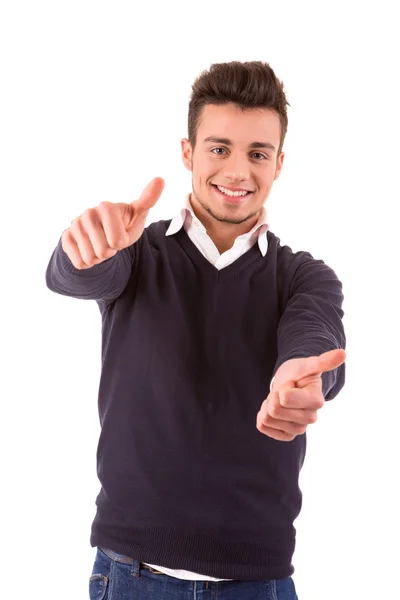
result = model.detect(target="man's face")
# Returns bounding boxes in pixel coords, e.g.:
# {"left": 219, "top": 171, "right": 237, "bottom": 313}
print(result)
{"left": 181, "top": 103, "right": 284, "bottom": 226}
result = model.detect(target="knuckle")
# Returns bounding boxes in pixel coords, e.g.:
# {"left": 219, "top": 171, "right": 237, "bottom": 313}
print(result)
{"left": 108, "top": 235, "right": 126, "bottom": 250}
{"left": 81, "top": 207, "right": 97, "bottom": 224}
{"left": 61, "top": 229, "right": 72, "bottom": 246}
{"left": 259, "top": 411, "right": 269, "bottom": 425}
{"left": 101, "top": 247, "right": 118, "bottom": 260}
{"left": 268, "top": 403, "right": 280, "bottom": 419}
{"left": 70, "top": 255, "right": 88, "bottom": 269}
{"left": 81, "top": 254, "right": 96, "bottom": 267}
{"left": 87, "top": 206, "right": 98, "bottom": 217}
{"left": 93, "top": 249, "right": 108, "bottom": 260}
{"left": 278, "top": 392, "right": 288, "bottom": 407}
{"left": 70, "top": 216, "right": 85, "bottom": 233}
{"left": 98, "top": 200, "right": 112, "bottom": 210}
{"left": 265, "top": 413, "right": 274, "bottom": 425}
{"left": 105, "top": 235, "right": 124, "bottom": 250}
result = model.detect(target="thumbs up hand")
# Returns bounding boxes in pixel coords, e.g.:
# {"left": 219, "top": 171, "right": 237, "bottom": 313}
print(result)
{"left": 62, "top": 177, "right": 165, "bottom": 269}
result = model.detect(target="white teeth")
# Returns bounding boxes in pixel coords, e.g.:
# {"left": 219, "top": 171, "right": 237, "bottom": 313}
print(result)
{"left": 216, "top": 185, "right": 249, "bottom": 197}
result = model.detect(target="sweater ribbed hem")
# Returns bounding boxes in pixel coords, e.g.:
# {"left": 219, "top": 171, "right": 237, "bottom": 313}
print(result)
{"left": 57, "top": 237, "right": 117, "bottom": 276}
{"left": 90, "top": 518, "right": 295, "bottom": 581}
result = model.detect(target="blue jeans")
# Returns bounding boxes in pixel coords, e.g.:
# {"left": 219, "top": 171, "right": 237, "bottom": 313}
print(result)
{"left": 89, "top": 547, "right": 299, "bottom": 599}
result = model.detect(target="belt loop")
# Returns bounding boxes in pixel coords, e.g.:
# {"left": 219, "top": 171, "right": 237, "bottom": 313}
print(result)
{"left": 131, "top": 559, "right": 141, "bottom": 578}
{"left": 100, "top": 547, "right": 142, "bottom": 578}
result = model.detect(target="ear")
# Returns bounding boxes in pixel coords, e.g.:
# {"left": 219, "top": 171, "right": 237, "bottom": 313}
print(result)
{"left": 181, "top": 138, "right": 193, "bottom": 172}
{"left": 273, "top": 151, "right": 285, "bottom": 181}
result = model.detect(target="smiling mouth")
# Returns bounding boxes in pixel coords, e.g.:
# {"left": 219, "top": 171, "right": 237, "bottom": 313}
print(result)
{"left": 211, "top": 184, "right": 254, "bottom": 200}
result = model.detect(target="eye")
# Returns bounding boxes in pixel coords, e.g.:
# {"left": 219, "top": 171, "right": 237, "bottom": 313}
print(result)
{"left": 211, "top": 147, "right": 227, "bottom": 155}
{"left": 211, "top": 148, "right": 267, "bottom": 160}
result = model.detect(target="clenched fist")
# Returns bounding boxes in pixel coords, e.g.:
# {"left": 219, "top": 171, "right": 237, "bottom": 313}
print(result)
{"left": 61, "top": 177, "right": 165, "bottom": 269}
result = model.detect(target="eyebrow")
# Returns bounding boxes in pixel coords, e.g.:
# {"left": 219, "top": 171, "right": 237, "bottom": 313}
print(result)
{"left": 203, "top": 136, "right": 276, "bottom": 152}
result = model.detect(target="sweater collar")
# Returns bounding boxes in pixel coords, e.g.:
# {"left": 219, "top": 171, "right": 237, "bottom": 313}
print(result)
{"left": 165, "top": 194, "right": 270, "bottom": 257}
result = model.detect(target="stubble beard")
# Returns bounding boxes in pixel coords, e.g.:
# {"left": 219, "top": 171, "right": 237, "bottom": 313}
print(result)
{"left": 192, "top": 183, "right": 260, "bottom": 226}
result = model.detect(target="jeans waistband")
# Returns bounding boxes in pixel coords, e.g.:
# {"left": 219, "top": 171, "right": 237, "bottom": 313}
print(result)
{"left": 100, "top": 547, "right": 136, "bottom": 564}
{"left": 100, "top": 546, "right": 158, "bottom": 572}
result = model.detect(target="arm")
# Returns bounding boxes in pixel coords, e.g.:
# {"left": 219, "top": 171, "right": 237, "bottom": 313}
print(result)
{"left": 45, "top": 177, "right": 164, "bottom": 304}
{"left": 45, "top": 235, "right": 136, "bottom": 303}
{"left": 272, "top": 254, "right": 346, "bottom": 400}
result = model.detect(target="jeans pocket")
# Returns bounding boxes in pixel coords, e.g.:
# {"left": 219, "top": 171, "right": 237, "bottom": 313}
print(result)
{"left": 89, "top": 548, "right": 111, "bottom": 600}
{"left": 89, "top": 573, "right": 109, "bottom": 600}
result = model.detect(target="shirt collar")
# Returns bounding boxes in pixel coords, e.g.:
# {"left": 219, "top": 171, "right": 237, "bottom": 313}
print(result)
{"left": 165, "top": 194, "right": 269, "bottom": 256}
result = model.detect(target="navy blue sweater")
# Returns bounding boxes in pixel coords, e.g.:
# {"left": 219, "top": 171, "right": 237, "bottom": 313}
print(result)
{"left": 45, "top": 220, "right": 346, "bottom": 580}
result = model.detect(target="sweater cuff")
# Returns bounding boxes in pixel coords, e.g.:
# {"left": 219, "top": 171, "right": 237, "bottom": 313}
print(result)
{"left": 58, "top": 237, "right": 117, "bottom": 276}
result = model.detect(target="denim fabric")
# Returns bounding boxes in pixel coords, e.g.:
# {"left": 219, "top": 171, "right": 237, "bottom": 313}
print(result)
{"left": 89, "top": 546, "right": 299, "bottom": 599}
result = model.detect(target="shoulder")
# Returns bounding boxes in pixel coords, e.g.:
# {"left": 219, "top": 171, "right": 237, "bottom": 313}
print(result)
{"left": 267, "top": 230, "right": 312, "bottom": 270}
{"left": 267, "top": 230, "right": 343, "bottom": 288}
{"left": 144, "top": 219, "right": 172, "bottom": 237}
{"left": 137, "top": 219, "right": 173, "bottom": 249}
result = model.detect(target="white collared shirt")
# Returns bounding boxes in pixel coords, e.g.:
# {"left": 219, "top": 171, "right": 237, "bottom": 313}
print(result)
{"left": 165, "top": 194, "right": 269, "bottom": 269}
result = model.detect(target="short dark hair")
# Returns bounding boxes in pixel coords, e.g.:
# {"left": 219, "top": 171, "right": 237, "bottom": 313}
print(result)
{"left": 188, "top": 61, "right": 290, "bottom": 157}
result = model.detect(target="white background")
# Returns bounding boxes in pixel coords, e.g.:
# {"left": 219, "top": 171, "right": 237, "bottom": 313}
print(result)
{"left": 1, "top": 1, "right": 399, "bottom": 598}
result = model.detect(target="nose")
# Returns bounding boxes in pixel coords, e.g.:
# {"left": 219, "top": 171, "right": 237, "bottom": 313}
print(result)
{"left": 223, "top": 156, "right": 250, "bottom": 183}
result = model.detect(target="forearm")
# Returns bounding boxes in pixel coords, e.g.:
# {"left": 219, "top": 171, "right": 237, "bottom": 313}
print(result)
{"left": 273, "top": 257, "right": 346, "bottom": 399}
{"left": 45, "top": 236, "right": 135, "bottom": 302}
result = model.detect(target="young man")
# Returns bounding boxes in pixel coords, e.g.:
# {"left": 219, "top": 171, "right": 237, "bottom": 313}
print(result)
{"left": 46, "top": 61, "right": 346, "bottom": 600}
